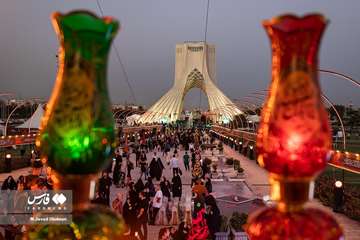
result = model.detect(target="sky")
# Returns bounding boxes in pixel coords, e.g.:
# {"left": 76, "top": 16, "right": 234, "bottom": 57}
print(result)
{"left": 0, "top": 0, "right": 360, "bottom": 109}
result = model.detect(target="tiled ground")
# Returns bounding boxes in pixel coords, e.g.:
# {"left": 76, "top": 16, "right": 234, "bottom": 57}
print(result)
{"left": 1, "top": 141, "right": 359, "bottom": 239}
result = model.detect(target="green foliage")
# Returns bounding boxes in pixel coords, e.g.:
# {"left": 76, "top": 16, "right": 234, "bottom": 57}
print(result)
{"left": 229, "top": 212, "right": 248, "bottom": 232}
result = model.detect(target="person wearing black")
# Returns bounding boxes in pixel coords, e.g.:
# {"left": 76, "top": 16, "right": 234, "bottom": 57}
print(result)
{"left": 139, "top": 151, "right": 148, "bottom": 180}
{"left": 128, "top": 181, "right": 139, "bottom": 205}
{"left": 1, "top": 175, "right": 18, "bottom": 240}
{"left": 1, "top": 176, "right": 17, "bottom": 190}
{"left": 134, "top": 177, "right": 145, "bottom": 193}
{"left": 127, "top": 159, "right": 134, "bottom": 178}
{"left": 123, "top": 196, "right": 138, "bottom": 238}
{"left": 135, "top": 149, "right": 141, "bottom": 167}
{"left": 98, "top": 171, "right": 112, "bottom": 206}
{"left": 205, "top": 175, "right": 212, "bottom": 193}
{"left": 160, "top": 176, "right": 171, "bottom": 201}
{"left": 149, "top": 156, "right": 158, "bottom": 180}
{"left": 113, "top": 153, "right": 122, "bottom": 187}
{"left": 136, "top": 192, "right": 149, "bottom": 240}
{"left": 191, "top": 149, "right": 196, "bottom": 168}
{"left": 174, "top": 221, "right": 190, "bottom": 240}
{"left": 205, "top": 195, "right": 221, "bottom": 239}
{"left": 171, "top": 174, "right": 182, "bottom": 201}
{"left": 149, "top": 153, "right": 164, "bottom": 181}
{"left": 156, "top": 156, "right": 165, "bottom": 180}
{"left": 183, "top": 151, "right": 190, "bottom": 171}
{"left": 144, "top": 177, "right": 156, "bottom": 198}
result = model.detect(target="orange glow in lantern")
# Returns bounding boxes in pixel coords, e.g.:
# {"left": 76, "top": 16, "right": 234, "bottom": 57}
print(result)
{"left": 256, "top": 14, "right": 332, "bottom": 178}
{"left": 246, "top": 14, "right": 343, "bottom": 240}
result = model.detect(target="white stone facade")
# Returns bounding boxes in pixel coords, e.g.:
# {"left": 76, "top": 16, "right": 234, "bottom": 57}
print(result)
{"left": 138, "top": 42, "right": 242, "bottom": 123}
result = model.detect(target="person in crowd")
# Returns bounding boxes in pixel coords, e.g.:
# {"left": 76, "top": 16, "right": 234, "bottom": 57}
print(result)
{"left": 111, "top": 192, "right": 124, "bottom": 215}
{"left": 123, "top": 195, "right": 138, "bottom": 237}
{"left": 156, "top": 155, "right": 165, "bottom": 180}
{"left": 158, "top": 227, "right": 171, "bottom": 240}
{"left": 151, "top": 185, "right": 163, "bottom": 225}
{"left": 136, "top": 191, "right": 149, "bottom": 240}
{"left": 190, "top": 149, "right": 196, "bottom": 168}
{"left": 144, "top": 177, "right": 156, "bottom": 198}
{"left": 149, "top": 154, "right": 158, "bottom": 180}
{"left": 134, "top": 177, "right": 145, "bottom": 193}
{"left": 1, "top": 176, "right": 17, "bottom": 190}
{"left": 164, "top": 142, "right": 171, "bottom": 159}
{"left": 149, "top": 153, "right": 164, "bottom": 181}
{"left": 205, "top": 194, "right": 221, "bottom": 239}
{"left": 98, "top": 171, "right": 112, "bottom": 206}
{"left": 139, "top": 151, "right": 148, "bottom": 180}
{"left": 174, "top": 216, "right": 191, "bottom": 240}
{"left": 126, "top": 158, "right": 134, "bottom": 179}
{"left": 173, "top": 148, "right": 179, "bottom": 158}
{"left": 128, "top": 181, "right": 139, "bottom": 205}
{"left": 183, "top": 151, "right": 190, "bottom": 171}
{"left": 192, "top": 179, "right": 208, "bottom": 198}
{"left": 135, "top": 148, "right": 141, "bottom": 167}
{"left": 204, "top": 175, "right": 212, "bottom": 194}
{"left": 24, "top": 159, "right": 43, "bottom": 190}
{"left": 172, "top": 173, "right": 182, "bottom": 201}
{"left": 160, "top": 176, "right": 171, "bottom": 201}
{"left": 169, "top": 227, "right": 177, "bottom": 239}
{"left": 170, "top": 154, "right": 179, "bottom": 177}
{"left": 113, "top": 153, "right": 122, "bottom": 187}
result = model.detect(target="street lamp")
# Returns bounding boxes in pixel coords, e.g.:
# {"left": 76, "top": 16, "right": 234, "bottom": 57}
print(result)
{"left": 5, "top": 153, "right": 12, "bottom": 172}
{"left": 333, "top": 180, "right": 344, "bottom": 213}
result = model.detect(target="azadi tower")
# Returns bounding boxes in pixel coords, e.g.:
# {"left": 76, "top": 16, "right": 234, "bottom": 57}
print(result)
{"left": 138, "top": 41, "right": 242, "bottom": 123}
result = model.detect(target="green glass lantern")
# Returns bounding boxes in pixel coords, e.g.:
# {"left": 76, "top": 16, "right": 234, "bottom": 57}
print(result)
{"left": 37, "top": 10, "right": 118, "bottom": 174}
{"left": 26, "top": 10, "right": 125, "bottom": 240}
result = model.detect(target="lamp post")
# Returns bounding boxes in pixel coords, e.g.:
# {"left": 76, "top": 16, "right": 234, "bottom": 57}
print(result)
{"left": 333, "top": 180, "right": 344, "bottom": 213}
{"left": 5, "top": 153, "right": 11, "bottom": 173}
{"left": 4, "top": 102, "right": 26, "bottom": 136}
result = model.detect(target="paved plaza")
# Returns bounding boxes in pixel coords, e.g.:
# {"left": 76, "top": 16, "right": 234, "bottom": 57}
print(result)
{"left": 1, "top": 141, "right": 359, "bottom": 239}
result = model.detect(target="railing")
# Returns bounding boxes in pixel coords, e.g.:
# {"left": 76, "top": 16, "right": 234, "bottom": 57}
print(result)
{"left": 0, "top": 125, "right": 162, "bottom": 148}
{"left": 211, "top": 125, "right": 360, "bottom": 174}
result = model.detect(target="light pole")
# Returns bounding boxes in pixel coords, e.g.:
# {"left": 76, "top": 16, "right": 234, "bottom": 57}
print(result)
{"left": 4, "top": 102, "right": 26, "bottom": 136}
{"left": 5, "top": 153, "right": 12, "bottom": 173}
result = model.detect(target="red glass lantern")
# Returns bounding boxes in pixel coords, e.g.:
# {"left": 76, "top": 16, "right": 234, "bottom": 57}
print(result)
{"left": 246, "top": 14, "right": 344, "bottom": 239}
{"left": 257, "top": 14, "right": 331, "bottom": 178}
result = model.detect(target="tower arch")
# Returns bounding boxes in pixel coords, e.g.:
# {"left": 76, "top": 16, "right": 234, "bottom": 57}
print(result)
{"left": 138, "top": 42, "right": 242, "bottom": 123}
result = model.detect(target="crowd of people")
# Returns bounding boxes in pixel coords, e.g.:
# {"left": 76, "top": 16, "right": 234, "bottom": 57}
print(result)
{"left": 92, "top": 125, "right": 221, "bottom": 239}
{"left": 0, "top": 156, "right": 53, "bottom": 239}
{"left": 0, "top": 125, "right": 222, "bottom": 239}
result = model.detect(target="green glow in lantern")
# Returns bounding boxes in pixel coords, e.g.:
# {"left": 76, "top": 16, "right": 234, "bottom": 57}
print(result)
{"left": 38, "top": 11, "right": 119, "bottom": 174}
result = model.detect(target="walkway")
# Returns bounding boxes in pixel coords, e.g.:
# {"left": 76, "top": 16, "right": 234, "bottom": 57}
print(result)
{"left": 1, "top": 142, "right": 359, "bottom": 239}
{"left": 222, "top": 143, "right": 360, "bottom": 240}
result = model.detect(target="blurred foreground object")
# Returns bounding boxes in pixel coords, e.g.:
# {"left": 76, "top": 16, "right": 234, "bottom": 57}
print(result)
{"left": 26, "top": 10, "right": 124, "bottom": 239}
{"left": 247, "top": 14, "right": 343, "bottom": 240}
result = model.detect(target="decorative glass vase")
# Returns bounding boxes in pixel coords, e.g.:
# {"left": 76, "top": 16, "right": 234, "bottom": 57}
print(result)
{"left": 256, "top": 14, "right": 331, "bottom": 178}
{"left": 26, "top": 11, "right": 124, "bottom": 240}
{"left": 37, "top": 10, "right": 117, "bottom": 175}
{"left": 246, "top": 14, "right": 343, "bottom": 240}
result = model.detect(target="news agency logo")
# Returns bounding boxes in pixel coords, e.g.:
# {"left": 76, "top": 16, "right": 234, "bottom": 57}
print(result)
{"left": 27, "top": 193, "right": 67, "bottom": 205}
{"left": 26, "top": 191, "right": 69, "bottom": 212}
{"left": 52, "top": 193, "right": 67, "bottom": 205}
